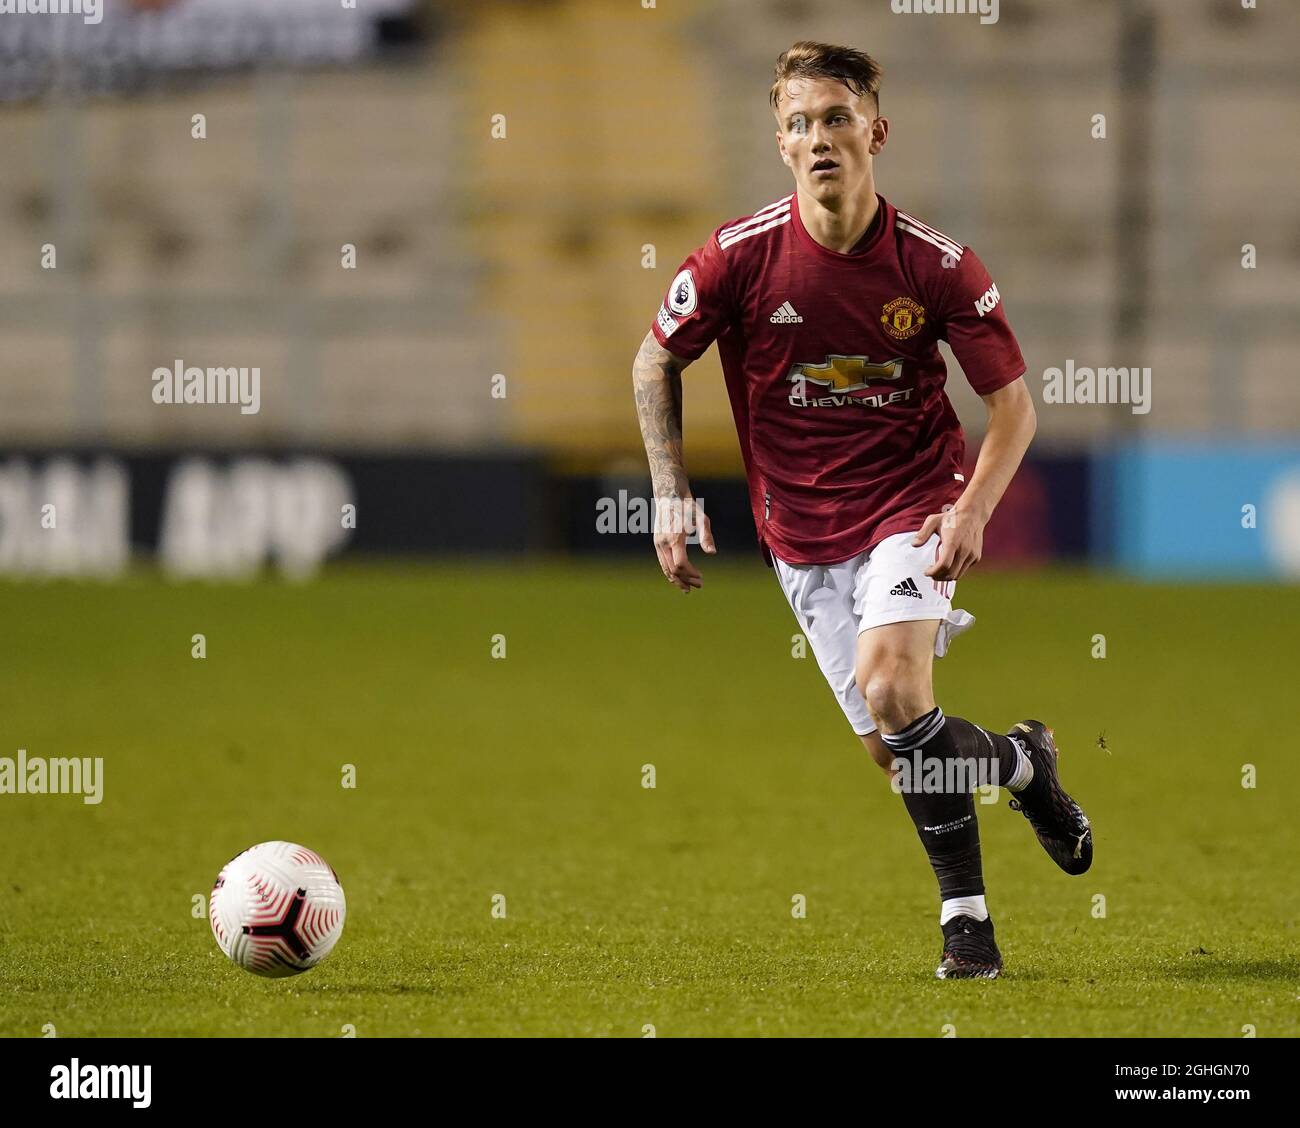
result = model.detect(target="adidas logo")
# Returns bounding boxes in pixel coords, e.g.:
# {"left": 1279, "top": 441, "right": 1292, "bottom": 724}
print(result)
{"left": 888, "top": 577, "right": 923, "bottom": 599}
{"left": 769, "top": 301, "right": 803, "bottom": 324}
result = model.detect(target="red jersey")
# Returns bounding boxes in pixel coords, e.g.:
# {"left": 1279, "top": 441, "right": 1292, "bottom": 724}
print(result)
{"left": 650, "top": 192, "right": 1025, "bottom": 565}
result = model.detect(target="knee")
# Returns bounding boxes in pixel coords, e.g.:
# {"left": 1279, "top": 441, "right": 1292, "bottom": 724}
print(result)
{"left": 859, "top": 664, "right": 930, "bottom": 731}
{"left": 861, "top": 673, "right": 908, "bottom": 728}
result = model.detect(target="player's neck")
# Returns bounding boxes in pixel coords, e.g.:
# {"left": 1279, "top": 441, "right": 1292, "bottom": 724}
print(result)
{"left": 796, "top": 186, "right": 880, "bottom": 255}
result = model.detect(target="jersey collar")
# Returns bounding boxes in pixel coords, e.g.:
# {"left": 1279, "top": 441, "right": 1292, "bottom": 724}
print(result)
{"left": 791, "top": 192, "right": 891, "bottom": 263}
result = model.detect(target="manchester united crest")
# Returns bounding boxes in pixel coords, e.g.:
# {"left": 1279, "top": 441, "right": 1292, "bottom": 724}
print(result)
{"left": 881, "top": 296, "right": 926, "bottom": 340}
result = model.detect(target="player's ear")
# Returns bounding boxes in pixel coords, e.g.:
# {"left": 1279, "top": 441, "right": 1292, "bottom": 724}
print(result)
{"left": 869, "top": 114, "right": 889, "bottom": 155}
{"left": 776, "top": 131, "right": 792, "bottom": 167}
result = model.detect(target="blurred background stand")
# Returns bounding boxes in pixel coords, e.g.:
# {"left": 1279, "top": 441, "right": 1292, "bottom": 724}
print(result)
{"left": 0, "top": 0, "right": 1297, "bottom": 579}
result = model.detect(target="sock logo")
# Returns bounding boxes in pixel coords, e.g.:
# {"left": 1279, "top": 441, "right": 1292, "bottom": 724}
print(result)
{"left": 922, "top": 814, "right": 974, "bottom": 834}
{"left": 889, "top": 577, "right": 923, "bottom": 598}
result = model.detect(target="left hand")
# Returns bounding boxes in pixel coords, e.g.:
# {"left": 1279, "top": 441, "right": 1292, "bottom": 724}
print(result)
{"left": 913, "top": 507, "right": 985, "bottom": 581}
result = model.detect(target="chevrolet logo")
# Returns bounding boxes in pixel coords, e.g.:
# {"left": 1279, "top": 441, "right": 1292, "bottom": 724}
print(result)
{"left": 787, "top": 354, "right": 905, "bottom": 393}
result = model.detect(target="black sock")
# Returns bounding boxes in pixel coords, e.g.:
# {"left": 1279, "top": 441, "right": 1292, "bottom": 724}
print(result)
{"left": 884, "top": 707, "right": 1027, "bottom": 795}
{"left": 881, "top": 707, "right": 984, "bottom": 901}
{"left": 938, "top": 712, "right": 1027, "bottom": 792}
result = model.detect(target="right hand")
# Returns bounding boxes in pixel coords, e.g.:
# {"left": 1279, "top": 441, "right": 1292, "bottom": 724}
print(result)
{"left": 653, "top": 496, "right": 716, "bottom": 593}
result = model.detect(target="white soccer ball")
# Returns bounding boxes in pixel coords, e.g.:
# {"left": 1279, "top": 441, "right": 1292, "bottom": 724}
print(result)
{"left": 209, "top": 841, "right": 346, "bottom": 978}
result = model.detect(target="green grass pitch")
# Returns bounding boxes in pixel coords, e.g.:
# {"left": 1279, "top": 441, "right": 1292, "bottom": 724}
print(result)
{"left": 0, "top": 562, "right": 1295, "bottom": 1037}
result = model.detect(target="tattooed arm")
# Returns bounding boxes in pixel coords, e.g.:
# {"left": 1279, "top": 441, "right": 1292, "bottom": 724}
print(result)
{"left": 632, "top": 330, "right": 716, "bottom": 592}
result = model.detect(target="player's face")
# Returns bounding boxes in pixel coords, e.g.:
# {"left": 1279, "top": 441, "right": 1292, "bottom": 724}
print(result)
{"left": 774, "top": 78, "right": 887, "bottom": 204}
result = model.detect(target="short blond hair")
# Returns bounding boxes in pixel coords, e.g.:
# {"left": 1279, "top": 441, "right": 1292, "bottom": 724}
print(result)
{"left": 770, "top": 41, "right": 883, "bottom": 114}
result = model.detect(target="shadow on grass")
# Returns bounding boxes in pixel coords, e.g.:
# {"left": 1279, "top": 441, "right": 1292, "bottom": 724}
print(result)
{"left": 1166, "top": 957, "right": 1300, "bottom": 984}
{"left": 299, "top": 981, "right": 459, "bottom": 997}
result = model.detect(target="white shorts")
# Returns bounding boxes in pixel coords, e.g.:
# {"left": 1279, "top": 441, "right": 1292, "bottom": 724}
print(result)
{"left": 772, "top": 532, "right": 975, "bottom": 736}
